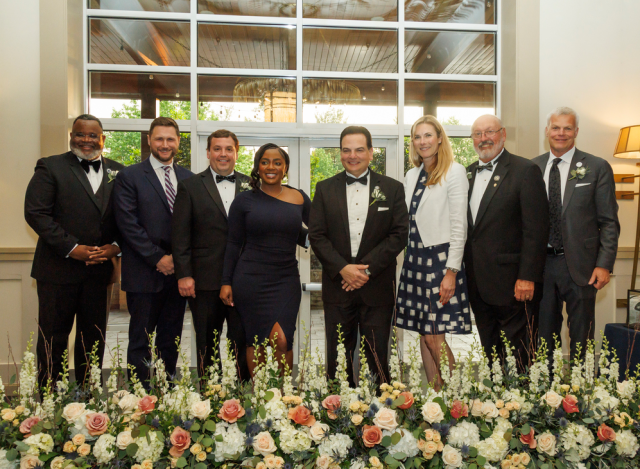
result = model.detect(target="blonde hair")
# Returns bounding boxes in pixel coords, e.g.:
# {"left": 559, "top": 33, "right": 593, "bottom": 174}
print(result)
{"left": 409, "top": 115, "right": 454, "bottom": 186}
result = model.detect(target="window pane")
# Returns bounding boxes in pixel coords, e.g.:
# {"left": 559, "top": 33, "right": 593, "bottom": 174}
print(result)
{"left": 405, "top": 30, "right": 495, "bottom": 74}
{"left": 89, "top": 0, "right": 190, "bottom": 13}
{"left": 303, "top": 0, "right": 397, "bottom": 21}
{"left": 405, "top": 0, "right": 496, "bottom": 25}
{"left": 198, "top": 23, "right": 296, "bottom": 70}
{"left": 303, "top": 28, "right": 397, "bottom": 73}
{"left": 198, "top": 76, "right": 296, "bottom": 122}
{"left": 89, "top": 72, "right": 191, "bottom": 119}
{"left": 198, "top": 0, "right": 293, "bottom": 17}
{"left": 103, "top": 131, "right": 191, "bottom": 168}
{"left": 90, "top": 19, "right": 190, "bottom": 66}
{"left": 404, "top": 136, "right": 477, "bottom": 174}
{"left": 404, "top": 80, "right": 495, "bottom": 125}
{"left": 303, "top": 78, "right": 397, "bottom": 124}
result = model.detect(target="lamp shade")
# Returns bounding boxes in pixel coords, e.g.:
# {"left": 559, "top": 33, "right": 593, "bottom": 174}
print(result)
{"left": 614, "top": 125, "right": 640, "bottom": 158}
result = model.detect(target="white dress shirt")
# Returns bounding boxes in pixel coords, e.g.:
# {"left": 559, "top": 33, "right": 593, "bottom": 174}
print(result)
{"left": 346, "top": 169, "right": 370, "bottom": 258}
{"left": 469, "top": 149, "right": 504, "bottom": 223}
{"left": 543, "top": 146, "right": 576, "bottom": 202}
{"left": 211, "top": 168, "right": 236, "bottom": 215}
{"left": 149, "top": 154, "right": 177, "bottom": 192}
{"left": 77, "top": 156, "right": 103, "bottom": 193}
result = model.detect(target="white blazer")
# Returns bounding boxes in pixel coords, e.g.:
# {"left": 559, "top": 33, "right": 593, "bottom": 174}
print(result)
{"left": 404, "top": 161, "right": 469, "bottom": 271}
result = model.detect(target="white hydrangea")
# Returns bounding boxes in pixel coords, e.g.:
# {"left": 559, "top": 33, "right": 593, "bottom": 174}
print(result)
{"left": 349, "top": 458, "right": 366, "bottom": 469}
{"left": 447, "top": 421, "right": 480, "bottom": 448}
{"left": 213, "top": 422, "right": 246, "bottom": 462}
{"left": 93, "top": 434, "right": 116, "bottom": 464}
{"left": 22, "top": 433, "right": 54, "bottom": 455}
{"left": 134, "top": 430, "right": 164, "bottom": 463}
{"left": 382, "top": 429, "right": 419, "bottom": 458}
{"left": 475, "top": 433, "right": 508, "bottom": 462}
{"left": 617, "top": 381, "right": 636, "bottom": 406}
{"left": 591, "top": 385, "right": 619, "bottom": 419}
{"left": 502, "top": 388, "right": 532, "bottom": 414}
{"left": 0, "top": 450, "right": 17, "bottom": 469}
{"left": 280, "top": 425, "right": 313, "bottom": 454}
{"left": 318, "top": 433, "right": 353, "bottom": 459}
{"left": 163, "top": 389, "right": 201, "bottom": 419}
{"left": 615, "top": 430, "right": 640, "bottom": 457}
{"left": 493, "top": 417, "right": 512, "bottom": 436}
{"left": 560, "top": 423, "right": 595, "bottom": 462}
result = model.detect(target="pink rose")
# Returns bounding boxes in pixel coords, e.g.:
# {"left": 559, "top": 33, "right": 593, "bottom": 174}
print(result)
{"left": 597, "top": 423, "right": 616, "bottom": 442}
{"left": 520, "top": 427, "right": 536, "bottom": 449}
{"left": 218, "top": 399, "right": 245, "bottom": 423}
{"left": 19, "top": 416, "right": 41, "bottom": 437}
{"left": 362, "top": 425, "right": 383, "bottom": 448}
{"left": 562, "top": 395, "right": 579, "bottom": 414}
{"left": 288, "top": 406, "right": 316, "bottom": 427}
{"left": 450, "top": 400, "right": 469, "bottom": 419}
{"left": 138, "top": 395, "right": 158, "bottom": 414}
{"left": 322, "top": 395, "right": 341, "bottom": 419}
{"left": 169, "top": 427, "right": 191, "bottom": 458}
{"left": 397, "top": 392, "right": 414, "bottom": 410}
{"left": 85, "top": 412, "right": 110, "bottom": 437}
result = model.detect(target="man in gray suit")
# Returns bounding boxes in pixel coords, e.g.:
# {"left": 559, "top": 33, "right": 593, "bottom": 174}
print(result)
{"left": 533, "top": 107, "right": 620, "bottom": 361}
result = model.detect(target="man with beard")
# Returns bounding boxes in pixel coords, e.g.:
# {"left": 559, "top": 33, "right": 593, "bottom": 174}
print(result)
{"left": 25, "top": 114, "right": 123, "bottom": 387}
{"left": 464, "top": 115, "right": 549, "bottom": 371}
{"left": 113, "top": 117, "right": 193, "bottom": 384}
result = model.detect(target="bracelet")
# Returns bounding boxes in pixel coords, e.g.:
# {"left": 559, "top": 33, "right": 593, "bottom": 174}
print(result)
{"left": 447, "top": 267, "right": 460, "bottom": 274}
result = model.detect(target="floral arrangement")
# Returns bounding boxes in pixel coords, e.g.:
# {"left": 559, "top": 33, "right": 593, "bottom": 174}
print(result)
{"left": 1, "top": 328, "right": 639, "bottom": 469}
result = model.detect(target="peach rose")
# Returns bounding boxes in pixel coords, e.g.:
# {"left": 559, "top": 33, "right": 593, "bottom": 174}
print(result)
{"left": 397, "top": 391, "right": 414, "bottom": 410}
{"left": 322, "top": 395, "right": 341, "bottom": 419}
{"left": 562, "top": 394, "right": 579, "bottom": 414}
{"left": 450, "top": 400, "right": 468, "bottom": 419}
{"left": 19, "top": 416, "right": 41, "bottom": 437}
{"left": 421, "top": 402, "right": 444, "bottom": 424}
{"left": 253, "top": 431, "right": 277, "bottom": 456}
{"left": 116, "top": 431, "right": 135, "bottom": 450}
{"left": 72, "top": 434, "right": 86, "bottom": 446}
{"left": 138, "top": 395, "right": 158, "bottom": 414}
{"left": 351, "top": 414, "right": 363, "bottom": 425}
{"left": 141, "top": 461, "right": 154, "bottom": 469}
{"left": 309, "top": 422, "right": 330, "bottom": 442}
{"left": 288, "top": 405, "right": 316, "bottom": 427}
{"left": 77, "top": 444, "right": 91, "bottom": 457}
{"left": 218, "top": 399, "right": 245, "bottom": 423}
{"left": 362, "top": 425, "right": 383, "bottom": 447}
{"left": 597, "top": 423, "right": 616, "bottom": 442}
{"left": 520, "top": 428, "right": 536, "bottom": 449}
{"left": 536, "top": 432, "right": 557, "bottom": 456}
{"left": 19, "top": 455, "right": 40, "bottom": 469}
{"left": 62, "top": 403, "right": 87, "bottom": 423}
{"left": 86, "top": 412, "right": 110, "bottom": 436}
{"left": 374, "top": 408, "right": 398, "bottom": 431}
{"left": 169, "top": 426, "right": 191, "bottom": 458}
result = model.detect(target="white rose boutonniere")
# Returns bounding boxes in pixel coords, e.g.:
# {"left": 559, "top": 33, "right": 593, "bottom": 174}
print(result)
{"left": 240, "top": 181, "right": 252, "bottom": 192}
{"left": 370, "top": 186, "right": 387, "bottom": 206}
{"left": 107, "top": 168, "right": 119, "bottom": 183}
{"left": 568, "top": 165, "right": 590, "bottom": 181}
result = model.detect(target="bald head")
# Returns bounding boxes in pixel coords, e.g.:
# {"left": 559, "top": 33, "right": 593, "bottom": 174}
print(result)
{"left": 471, "top": 114, "right": 506, "bottom": 162}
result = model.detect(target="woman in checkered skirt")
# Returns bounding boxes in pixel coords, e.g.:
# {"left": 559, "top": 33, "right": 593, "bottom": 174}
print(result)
{"left": 395, "top": 115, "right": 471, "bottom": 390}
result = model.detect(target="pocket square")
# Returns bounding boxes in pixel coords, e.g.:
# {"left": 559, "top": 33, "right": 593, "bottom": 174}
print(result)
{"left": 575, "top": 183, "right": 591, "bottom": 187}
{"left": 378, "top": 207, "right": 389, "bottom": 211}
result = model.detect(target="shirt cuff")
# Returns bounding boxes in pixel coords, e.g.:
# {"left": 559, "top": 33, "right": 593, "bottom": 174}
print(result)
{"left": 66, "top": 244, "right": 78, "bottom": 258}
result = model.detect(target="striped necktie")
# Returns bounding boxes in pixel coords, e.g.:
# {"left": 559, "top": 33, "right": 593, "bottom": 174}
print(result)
{"left": 162, "top": 166, "right": 175, "bottom": 213}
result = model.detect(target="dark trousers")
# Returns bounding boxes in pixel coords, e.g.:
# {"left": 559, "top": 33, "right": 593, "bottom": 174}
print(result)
{"left": 188, "top": 290, "right": 249, "bottom": 382}
{"left": 539, "top": 254, "right": 597, "bottom": 362}
{"left": 126, "top": 277, "right": 186, "bottom": 384}
{"left": 468, "top": 276, "right": 541, "bottom": 373}
{"left": 36, "top": 279, "right": 108, "bottom": 388}
{"left": 324, "top": 293, "right": 394, "bottom": 387}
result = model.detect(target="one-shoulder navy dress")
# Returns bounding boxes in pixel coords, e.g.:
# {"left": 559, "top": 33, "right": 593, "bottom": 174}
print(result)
{"left": 222, "top": 187, "right": 311, "bottom": 350}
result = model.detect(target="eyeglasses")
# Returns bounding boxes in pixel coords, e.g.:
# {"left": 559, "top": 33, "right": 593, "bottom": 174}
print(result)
{"left": 471, "top": 128, "right": 503, "bottom": 139}
{"left": 72, "top": 132, "right": 102, "bottom": 140}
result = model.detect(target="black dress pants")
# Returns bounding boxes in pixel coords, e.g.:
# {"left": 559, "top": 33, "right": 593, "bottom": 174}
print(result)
{"left": 324, "top": 292, "right": 394, "bottom": 387}
{"left": 188, "top": 290, "right": 249, "bottom": 382}
{"left": 126, "top": 277, "right": 186, "bottom": 384}
{"left": 539, "top": 254, "right": 597, "bottom": 362}
{"left": 36, "top": 279, "right": 108, "bottom": 388}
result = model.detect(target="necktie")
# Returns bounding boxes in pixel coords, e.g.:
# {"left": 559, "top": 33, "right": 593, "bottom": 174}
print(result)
{"left": 346, "top": 174, "right": 367, "bottom": 185}
{"left": 216, "top": 174, "right": 236, "bottom": 183}
{"left": 80, "top": 159, "right": 101, "bottom": 173}
{"left": 548, "top": 158, "right": 563, "bottom": 249}
{"left": 476, "top": 161, "right": 494, "bottom": 173}
{"left": 163, "top": 166, "right": 176, "bottom": 213}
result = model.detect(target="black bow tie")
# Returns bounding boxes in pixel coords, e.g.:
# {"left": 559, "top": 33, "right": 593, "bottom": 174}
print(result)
{"left": 216, "top": 174, "right": 236, "bottom": 183}
{"left": 346, "top": 174, "right": 367, "bottom": 185}
{"left": 80, "top": 158, "right": 101, "bottom": 173}
{"left": 476, "top": 161, "right": 494, "bottom": 173}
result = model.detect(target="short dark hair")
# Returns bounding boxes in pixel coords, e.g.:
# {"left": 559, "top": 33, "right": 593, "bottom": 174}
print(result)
{"left": 149, "top": 117, "right": 180, "bottom": 137}
{"left": 340, "top": 126, "right": 372, "bottom": 149}
{"left": 207, "top": 129, "right": 239, "bottom": 151}
{"left": 73, "top": 114, "right": 103, "bottom": 130}
{"left": 250, "top": 143, "right": 290, "bottom": 191}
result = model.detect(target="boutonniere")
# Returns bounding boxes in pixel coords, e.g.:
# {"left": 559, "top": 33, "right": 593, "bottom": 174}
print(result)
{"left": 240, "top": 181, "right": 251, "bottom": 192}
{"left": 467, "top": 171, "right": 473, "bottom": 179}
{"left": 370, "top": 186, "right": 387, "bottom": 206}
{"left": 106, "top": 168, "right": 119, "bottom": 183}
{"left": 568, "top": 164, "right": 590, "bottom": 181}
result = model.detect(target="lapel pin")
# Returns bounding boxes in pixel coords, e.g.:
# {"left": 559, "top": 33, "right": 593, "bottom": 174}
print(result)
{"left": 576, "top": 162, "right": 583, "bottom": 167}
{"left": 494, "top": 175, "right": 500, "bottom": 181}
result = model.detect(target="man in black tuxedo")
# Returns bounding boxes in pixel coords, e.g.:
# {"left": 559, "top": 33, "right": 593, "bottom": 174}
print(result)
{"left": 113, "top": 117, "right": 193, "bottom": 384}
{"left": 464, "top": 115, "right": 549, "bottom": 371}
{"left": 309, "top": 126, "right": 408, "bottom": 386}
{"left": 172, "top": 130, "right": 250, "bottom": 381}
{"left": 25, "top": 114, "right": 123, "bottom": 387}
{"left": 533, "top": 107, "right": 619, "bottom": 360}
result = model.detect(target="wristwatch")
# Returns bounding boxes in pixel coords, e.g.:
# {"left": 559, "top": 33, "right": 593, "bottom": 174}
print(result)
{"left": 447, "top": 267, "right": 460, "bottom": 274}
{"left": 364, "top": 268, "right": 371, "bottom": 276}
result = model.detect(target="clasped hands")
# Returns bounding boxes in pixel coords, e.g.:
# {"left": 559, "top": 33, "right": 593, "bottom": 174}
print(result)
{"left": 70, "top": 244, "right": 120, "bottom": 265}
{"left": 340, "top": 264, "right": 369, "bottom": 292}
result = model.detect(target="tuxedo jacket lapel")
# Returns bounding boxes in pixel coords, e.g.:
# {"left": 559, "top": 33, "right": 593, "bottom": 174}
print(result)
{"left": 143, "top": 158, "right": 172, "bottom": 213}
{"left": 69, "top": 156, "right": 101, "bottom": 212}
{"left": 100, "top": 159, "right": 117, "bottom": 216}
{"left": 562, "top": 149, "right": 585, "bottom": 215}
{"left": 466, "top": 162, "right": 478, "bottom": 230}
{"left": 201, "top": 169, "right": 227, "bottom": 218}
{"left": 358, "top": 171, "right": 381, "bottom": 257}
{"left": 474, "top": 152, "right": 510, "bottom": 228}
{"left": 334, "top": 171, "right": 351, "bottom": 244}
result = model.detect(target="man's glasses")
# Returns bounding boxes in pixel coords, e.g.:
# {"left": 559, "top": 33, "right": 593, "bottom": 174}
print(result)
{"left": 471, "top": 128, "right": 503, "bottom": 139}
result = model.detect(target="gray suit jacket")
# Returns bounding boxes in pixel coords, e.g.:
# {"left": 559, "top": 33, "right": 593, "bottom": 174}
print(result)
{"left": 532, "top": 149, "right": 620, "bottom": 286}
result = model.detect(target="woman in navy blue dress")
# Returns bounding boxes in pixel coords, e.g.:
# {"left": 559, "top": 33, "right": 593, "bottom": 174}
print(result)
{"left": 395, "top": 116, "right": 471, "bottom": 390}
{"left": 220, "top": 144, "right": 310, "bottom": 376}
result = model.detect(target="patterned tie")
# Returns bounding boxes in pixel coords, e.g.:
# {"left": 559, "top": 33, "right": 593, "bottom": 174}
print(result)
{"left": 548, "top": 158, "right": 563, "bottom": 249}
{"left": 163, "top": 166, "right": 176, "bottom": 213}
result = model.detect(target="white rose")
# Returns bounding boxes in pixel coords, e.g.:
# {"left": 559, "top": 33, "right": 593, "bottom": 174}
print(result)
{"left": 116, "top": 431, "right": 135, "bottom": 450}
{"left": 421, "top": 402, "right": 444, "bottom": 424}
{"left": 373, "top": 408, "right": 398, "bottom": 431}
{"left": 441, "top": 445, "right": 463, "bottom": 468}
{"left": 253, "top": 431, "right": 277, "bottom": 456}
{"left": 481, "top": 402, "right": 500, "bottom": 419}
{"left": 309, "top": 422, "right": 330, "bottom": 443}
{"left": 316, "top": 455, "right": 332, "bottom": 469}
{"left": 50, "top": 456, "right": 66, "bottom": 469}
{"left": 542, "top": 391, "right": 562, "bottom": 409}
{"left": 62, "top": 403, "right": 87, "bottom": 423}
{"left": 470, "top": 399, "right": 484, "bottom": 417}
{"left": 536, "top": 432, "right": 557, "bottom": 456}
{"left": 190, "top": 399, "right": 212, "bottom": 420}
{"left": 19, "top": 455, "right": 40, "bottom": 469}
{"left": 119, "top": 394, "right": 141, "bottom": 414}
{"left": 267, "top": 388, "right": 282, "bottom": 401}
